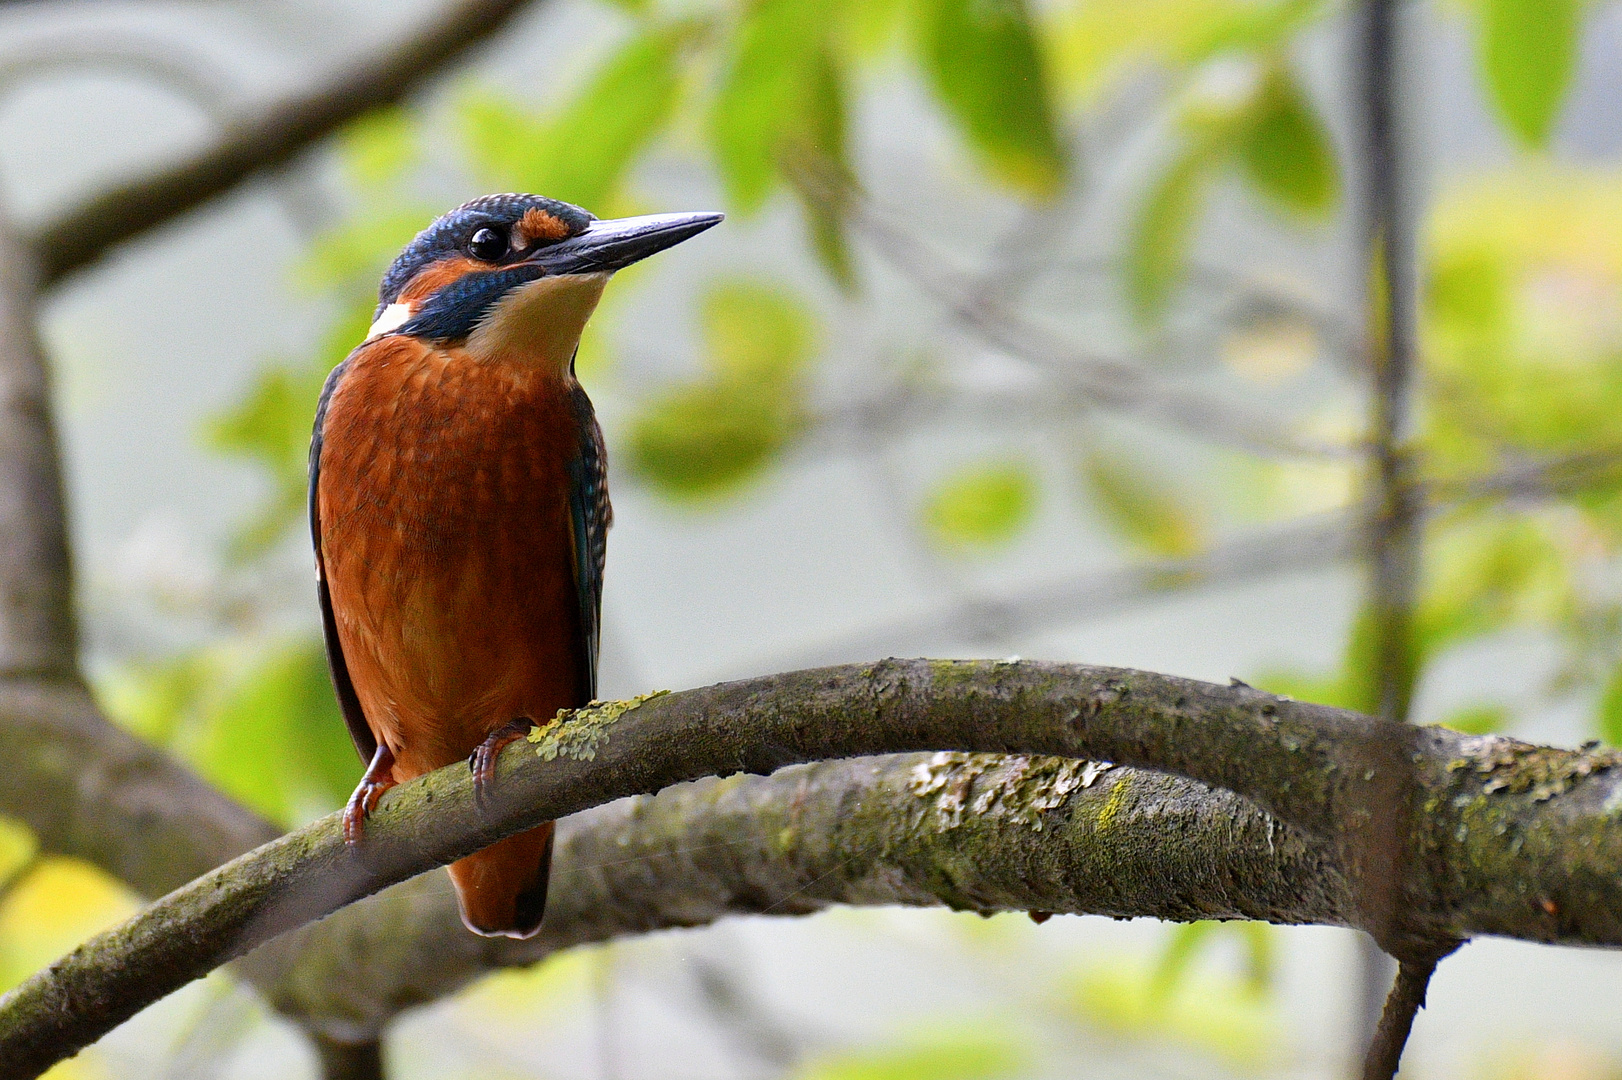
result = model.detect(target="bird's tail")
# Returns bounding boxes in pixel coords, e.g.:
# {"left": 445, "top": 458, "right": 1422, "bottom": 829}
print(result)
{"left": 448, "top": 821, "right": 555, "bottom": 939}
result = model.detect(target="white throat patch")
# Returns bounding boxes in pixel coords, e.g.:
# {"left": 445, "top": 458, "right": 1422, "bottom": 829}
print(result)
{"left": 365, "top": 303, "right": 414, "bottom": 341}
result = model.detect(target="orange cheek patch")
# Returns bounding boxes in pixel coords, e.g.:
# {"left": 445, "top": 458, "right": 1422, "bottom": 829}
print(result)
{"left": 398, "top": 256, "right": 486, "bottom": 302}
{"left": 515, "top": 208, "right": 571, "bottom": 248}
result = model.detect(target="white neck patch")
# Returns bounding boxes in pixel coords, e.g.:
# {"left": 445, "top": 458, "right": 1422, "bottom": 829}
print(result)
{"left": 366, "top": 303, "right": 414, "bottom": 341}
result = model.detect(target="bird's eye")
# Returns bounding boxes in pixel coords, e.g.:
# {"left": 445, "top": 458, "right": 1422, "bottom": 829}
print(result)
{"left": 469, "top": 226, "right": 509, "bottom": 262}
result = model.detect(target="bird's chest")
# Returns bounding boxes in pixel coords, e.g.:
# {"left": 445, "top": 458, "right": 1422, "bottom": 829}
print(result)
{"left": 317, "top": 344, "right": 583, "bottom": 722}
{"left": 324, "top": 346, "right": 575, "bottom": 549}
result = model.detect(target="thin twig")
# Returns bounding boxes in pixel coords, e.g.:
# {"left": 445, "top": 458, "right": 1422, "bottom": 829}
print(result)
{"left": 1360, "top": 957, "right": 1440, "bottom": 1080}
{"left": 310, "top": 1034, "right": 384, "bottom": 1080}
{"left": 30, "top": 0, "right": 544, "bottom": 285}
{"left": 785, "top": 155, "right": 1353, "bottom": 462}
{"left": 1354, "top": 0, "right": 1422, "bottom": 1056}
{"left": 764, "top": 440, "right": 1622, "bottom": 672}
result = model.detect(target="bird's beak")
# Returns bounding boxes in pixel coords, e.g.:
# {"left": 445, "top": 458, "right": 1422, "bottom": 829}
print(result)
{"left": 520, "top": 211, "right": 724, "bottom": 276}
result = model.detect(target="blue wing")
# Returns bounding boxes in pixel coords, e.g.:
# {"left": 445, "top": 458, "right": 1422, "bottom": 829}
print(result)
{"left": 567, "top": 382, "right": 611, "bottom": 702}
{"left": 309, "top": 355, "right": 376, "bottom": 763}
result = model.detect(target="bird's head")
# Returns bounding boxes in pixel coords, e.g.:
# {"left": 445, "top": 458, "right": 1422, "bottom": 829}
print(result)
{"left": 368, "top": 194, "right": 722, "bottom": 367}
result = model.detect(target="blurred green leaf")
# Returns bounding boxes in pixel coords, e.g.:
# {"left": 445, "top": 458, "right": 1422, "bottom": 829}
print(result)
{"left": 1150, "top": 921, "right": 1217, "bottom": 1000}
{"left": 1426, "top": 246, "right": 1508, "bottom": 335}
{"left": 1152, "top": 921, "right": 1275, "bottom": 1002}
{"left": 1178, "top": 0, "right": 1324, "bottom": 65}
{"left": 191, "top": 639, "right": 356, "bottom": 822}
{"left": 1439, "top": 703, "right": 1511, "bottom": 735}
{"left": 460, "top": 92, "right": 541, "bottom": 186}
{"left": 915, "top": 0, "right": 1066, "bottom": 197}
{"left": 0, "top": 817, "right": 36, "bottom": 893}
{"left": 626, "top": 378, "right": 807, "bottom": 498}
{"left": 464, "top": 24, "right": 690, "bottom": 211}
{"left": 205, "top": 300, "right": 376, "bottom": 559}
{"left": 1238, "top": 921, "right": 1275, "bottom": 994}
{"left": 796, "top": 1031, "right": 1023, "bottom": 1080}
{"left": 1080, "top": 449, "right": 1206, "bottom": 557}
{"left": 97, "top": 650, "right": 218, "bottom": 747}
{"left": 626, "top": 279, "right": 818, "bottom": 500}
{"left": 202, "top": 357, "right": 331, "bottom": 559}
{"left": 1062, "top": 952, "right": 1277, "bottom": 1067}
{"left": 1599, "top": 662, "right": 1622, "bottom": 746}
{"left": 711, "top": 0, "right": 833, "bottom": 213}
{"left": 1237, "top": 61, "right": 1337, "bottom": 217}
{"left": 102, "top": 639, "right": 355, "bottom": 826}
{"left": 460, "top": 948, "right": 596, "bottom": 1021}
{"left": 1254, "top": 605, "right": 1383, "bottom": 718}
{"left": 1253, "top": 668, "right": 1347, "bottom": 710}
{"left": 1416, "top": 517, "right": 1566, "bottom": 661}
{"left": 786, "top": 47, "right": 859, "bottom": 289}
{"left": 705, "top": 280, "right": 816, "bottom": 380}
{"left": 341, "top": 107, "right": 418, "bottom": 189}
{"left": 845, "top": 0, "right": 910, "bottom": 57}
{"left": 922, "top": 460, "right": 1037, "bottom": 550}
{"left": 204, "top": 365, "right": 318, "bottom": 487}
{"left": 1477, "top": 0, "right": 1581, "bottom": 149}
{"left": 1125, "top": 131, "right": 1223, "bottom": 322}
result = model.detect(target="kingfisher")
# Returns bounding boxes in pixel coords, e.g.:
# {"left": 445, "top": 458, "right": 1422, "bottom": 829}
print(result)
{"left": 310, "top": 194, "right": 721, "bottom": 939}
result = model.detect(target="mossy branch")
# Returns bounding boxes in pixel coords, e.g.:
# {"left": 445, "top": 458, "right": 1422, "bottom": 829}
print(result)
{"left": 2, "top": 659, "right": 1622, "bottom": 1078}
{"left": 243, "top": 751, "right": 1347, "bottom": 1043}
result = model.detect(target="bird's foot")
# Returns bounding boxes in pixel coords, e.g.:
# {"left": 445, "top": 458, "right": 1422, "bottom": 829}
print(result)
{"left": 471, "top": 717, "right": 536, "bottom": 808}
{"left": 343, "top": 742, "right": 397, "bottom": 845}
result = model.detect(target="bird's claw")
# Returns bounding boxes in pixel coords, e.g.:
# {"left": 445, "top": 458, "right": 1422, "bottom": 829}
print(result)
{"left": 471, "top": 717, "right": 536, "bottom": 809}
{"left": 343, "top": 778, "right": 394, "bottom": 845}
{"left": 344, "top": 742, "right": 397, "bottom": 846}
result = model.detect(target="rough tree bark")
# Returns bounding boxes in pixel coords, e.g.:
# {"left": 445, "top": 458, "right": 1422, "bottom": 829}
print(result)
{"left": 2, "top": 659, "right": 1621, "bottom": 1078}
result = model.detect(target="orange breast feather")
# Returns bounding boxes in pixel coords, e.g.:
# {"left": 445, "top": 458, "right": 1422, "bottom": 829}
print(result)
{"left": 316, "top": 334, "right": 586, "bottom": 784}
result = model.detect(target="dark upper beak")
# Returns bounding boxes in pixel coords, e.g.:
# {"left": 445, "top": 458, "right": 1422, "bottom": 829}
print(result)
{"left": 522, "top": 211, "right": 724, "bottom": 276}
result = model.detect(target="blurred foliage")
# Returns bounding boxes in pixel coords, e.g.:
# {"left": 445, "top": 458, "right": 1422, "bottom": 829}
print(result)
{"left": 1079, "top": 447, "right": 1207, "bottom": 557}
{"left": 456, "top": 947, "right": 594, "bottom": 1022}
{"left": 1128, "top": 55, "right": 1338, "bottom": 322}
{"left": 1060, "top": 942, "right": 1279, "bottom": 1068}
{"left": 626, "top": 278, "right": 818, "bottom": 499}
{"left": 795, "top": 1029, "right": 1025, "bottom": 1080}
{"left": 916, "top": 0, "right": 1065, "bottom": 197}
{"left": 1474, "top": 0, "right": 1583, "bottom": 148}
{"left": 0, "top": 858, "right": 138, "bottom": 992}
{"left": 465, "top": 21, "right": 694, "bottom": 211}
{"left": 1150, "top": 920, "right": 1274, "bottom": 1001}
{"left": 101, "top": 638, "right": 357, "bottom": 825}
{"left": 922, "top": 460, "right": 1038, "bottom": 550}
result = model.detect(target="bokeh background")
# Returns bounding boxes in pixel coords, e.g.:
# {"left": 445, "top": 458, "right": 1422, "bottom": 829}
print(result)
{"left": 3, "top": 0, "right": 1622, "bottom": 1076}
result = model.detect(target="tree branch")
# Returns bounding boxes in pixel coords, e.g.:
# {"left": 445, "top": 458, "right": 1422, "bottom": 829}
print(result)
{"left": 2, "top": 659, "right": 1620, "bottom": 1078}
{"left": 0, "top": 680, "right": 277, "bottom": 899}
{"left": 1354, "top": 0, "right": 1425, "bottom": 1066}
{"left": 240, "top": 752, "right": 1346, "bottom": 1043}
{"left": 0, "top": 220, "right": 74, "bottom": 679}
{"left": 29, "top": 0, "right": 544, "bottom": 285}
